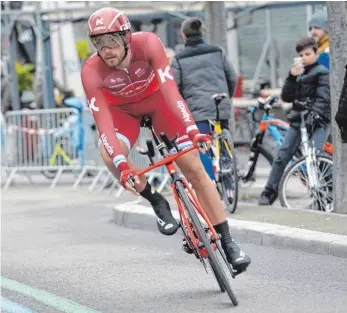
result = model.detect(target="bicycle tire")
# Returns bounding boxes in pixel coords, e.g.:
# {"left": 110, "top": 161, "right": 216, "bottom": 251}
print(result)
{"left": 208, "top": 257, "right": 226, "bottom": 292}
{"left": 278, "top": 154, "right": 333, "bottom": 211}
{"left": 41, "top": 155, "right": 65, "bottom": 179}
{"left": 218, "top": 139, "right": 239, "bottom": 214}
{"left": 176, "top": 181, "right": 238, "bottom": 306}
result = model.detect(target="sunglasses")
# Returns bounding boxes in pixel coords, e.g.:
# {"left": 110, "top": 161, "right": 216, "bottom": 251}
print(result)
{"left": 90, "top": 33, "right": 125, "bottom": 51}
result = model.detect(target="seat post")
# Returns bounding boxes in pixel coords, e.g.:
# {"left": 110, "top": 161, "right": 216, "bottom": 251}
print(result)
{"left": 141, "top": 115, "right": 160, "bottom": 146}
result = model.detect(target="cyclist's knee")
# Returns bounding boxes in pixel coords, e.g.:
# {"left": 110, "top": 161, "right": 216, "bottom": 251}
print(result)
{"left": 179, "top": 151, "right": 210, "bottom": 184}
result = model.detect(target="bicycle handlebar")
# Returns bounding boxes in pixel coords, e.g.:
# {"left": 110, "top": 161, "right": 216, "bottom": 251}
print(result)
{"left": 247, "top": 95, "right": 279, "bottom": 122}
{"left": 136, "top": 145, "right": 196, "bottom": 177}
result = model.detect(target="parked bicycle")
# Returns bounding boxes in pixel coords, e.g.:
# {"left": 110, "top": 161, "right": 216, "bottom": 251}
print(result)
{"left": 234, "top": 96, "right": 286, "bottom": 186}
{"left": 41, "top": 97, "right": 97, "bottom": 179}
{"left": 209, "top": 93, "right": 239, "bottom": 213}
{"left": 134, "top": 115, "right": 242, "bottom": 306}
{"left": 279, "top": 100, "right": 333, "bottom": 212}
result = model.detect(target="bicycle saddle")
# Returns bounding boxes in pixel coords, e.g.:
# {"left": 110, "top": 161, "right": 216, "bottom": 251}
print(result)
{"left": 212, "top": 93, "right": 228, "bottom": 103}
{"left": 140, "top": 115, "right": 152, "bottom": 128}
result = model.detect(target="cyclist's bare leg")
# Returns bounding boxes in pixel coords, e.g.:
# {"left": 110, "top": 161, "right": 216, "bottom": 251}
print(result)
{"left": 176, "top": 149, "right": 226, "bottom": 225}
{"left": 100, "top": 141, "right": 179, "bottom": 235}
{"left": 177, "top": 149, "right": 251, "bottom": 270}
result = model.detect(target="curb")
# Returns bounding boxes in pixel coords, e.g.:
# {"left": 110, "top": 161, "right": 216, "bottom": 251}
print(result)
{"left": 113, "top": 201, "right": 347, "bottom": 259}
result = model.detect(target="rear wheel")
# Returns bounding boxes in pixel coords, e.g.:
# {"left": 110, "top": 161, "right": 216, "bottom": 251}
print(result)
{"left": 218, "top": 138, "right": 239, "bottom": 213}
{"left": 176, "top": 181, "right": 238, "bottom": 306}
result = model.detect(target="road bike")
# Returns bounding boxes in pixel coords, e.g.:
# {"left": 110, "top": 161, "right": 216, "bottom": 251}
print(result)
{"left": 131, "top": 115, "right": 243, "bottom": 306}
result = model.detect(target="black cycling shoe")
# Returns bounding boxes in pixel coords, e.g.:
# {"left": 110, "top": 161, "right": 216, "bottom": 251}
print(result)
{"left": 258, "top": 187, "right": 278, "bottom": 206}
{"left": 223, "top": 240, "right": 251, "bottom": 272}
{"left": 152, "top": 199, "right": 180, "bottom": 236}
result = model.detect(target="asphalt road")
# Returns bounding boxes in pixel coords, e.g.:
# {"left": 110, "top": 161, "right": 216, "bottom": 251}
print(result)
{"left": 2, "top": 194, "right": 347, "bottom": 313}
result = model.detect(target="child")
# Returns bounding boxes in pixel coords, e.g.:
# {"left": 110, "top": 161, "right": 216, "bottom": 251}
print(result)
{"left": 259, "top": 37, "right": 330, "bottom": 205}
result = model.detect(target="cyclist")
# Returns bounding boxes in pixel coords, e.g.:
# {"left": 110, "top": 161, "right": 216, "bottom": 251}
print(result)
{"left": 81, "top": 8, "right": 250, "bottom": 272}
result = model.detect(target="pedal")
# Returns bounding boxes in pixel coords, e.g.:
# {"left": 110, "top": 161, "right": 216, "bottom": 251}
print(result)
{"left": 232, "top": 267, "right": 247, "bottom": 276}
{"left": 182, "top": 239, "right": 194, "bottom": 254}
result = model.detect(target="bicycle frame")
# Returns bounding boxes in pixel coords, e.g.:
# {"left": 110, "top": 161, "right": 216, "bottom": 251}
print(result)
{"left": 136, "top": 145, "right": 220, "bottom": 258}
{"left": 208, "top": 119, "right": 233, "bottom": 178}
{"left": 251, "top": 106, "right": 333, "bottom": 156}
{"left": 49, "top": 143, "right": 71, "bottom": 166}
{"left": 249, "top": 106, "right": 289, "bottom": 145}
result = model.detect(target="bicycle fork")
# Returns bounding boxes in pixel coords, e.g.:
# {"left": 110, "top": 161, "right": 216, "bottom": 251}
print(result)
{"left": 300, "top": 115, "right": 319, "bottom": 189}
{"left": 242, "top": 132, "right": 264, "bottom": 182}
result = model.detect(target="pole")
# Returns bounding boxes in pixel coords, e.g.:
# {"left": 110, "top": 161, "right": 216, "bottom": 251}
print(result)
{"left": 327, "top": 2, "right": 347, "bottom": 213}
{"left": 204, "top": 1, "right": 228, "bottom": 53}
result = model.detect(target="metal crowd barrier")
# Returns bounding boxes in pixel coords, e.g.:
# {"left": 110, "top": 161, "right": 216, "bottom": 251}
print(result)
{"left": 88, "top": 126, "right": 171, "bottom": 197}
{"left": 2, "top": 108, "right": 93, "bottom": 189}
{"left": 1, "top": 108, "right": 170, "bottom": 195}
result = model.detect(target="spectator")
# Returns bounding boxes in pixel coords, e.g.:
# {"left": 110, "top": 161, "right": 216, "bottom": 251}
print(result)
{"left": 309, "top": 9, "right": 330, "bottom": 69}
{"left": 165, "top": 47, "right": 175, "bottom": 64}
{"left": 171, "top": 17, "right": 238, "bottom": 182}
{"left": 259, "top": 37, "right": 330, "bottom": 206}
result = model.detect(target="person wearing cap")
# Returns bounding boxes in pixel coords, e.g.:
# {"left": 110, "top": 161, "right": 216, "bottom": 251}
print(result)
{"left": 309, "top": 10, "right": 330, "bottom": 70}
{"left": 309, "top": 10, "right": 329, "bottom": 53}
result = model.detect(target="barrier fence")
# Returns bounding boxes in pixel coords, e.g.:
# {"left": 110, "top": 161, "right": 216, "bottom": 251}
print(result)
{"left": 1, "top": 107, "right": 170, "bottom": 195}
{"left": 1, "top": 103, "right": 266, "bottom": 195}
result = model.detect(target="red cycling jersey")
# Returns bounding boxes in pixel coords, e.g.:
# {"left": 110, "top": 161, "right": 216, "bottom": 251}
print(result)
{"left": 81, "top": 31, "right": 198, "bottom": 170}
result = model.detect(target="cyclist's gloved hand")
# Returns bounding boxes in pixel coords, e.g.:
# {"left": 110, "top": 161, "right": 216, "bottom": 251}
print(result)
{"left": 120, "top": 167, "right": 140, "bottom": 196}
{"left": 191, "top": 132, "right": 213, "bottom": 154}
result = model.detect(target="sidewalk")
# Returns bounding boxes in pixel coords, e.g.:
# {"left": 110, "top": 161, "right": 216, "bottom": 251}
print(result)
{"left": 113, "top": 194, "right": 347, "bottom": 259}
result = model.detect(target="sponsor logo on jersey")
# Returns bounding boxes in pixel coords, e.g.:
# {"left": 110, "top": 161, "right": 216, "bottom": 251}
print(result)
{"left": 158, "top": 65, "right": 173, "bottom": 83}
{"left": 88, "top": 97, "right": 99, "bottom": 112}
{"left": 176, "top": 134, "right": 189, "bottom": 143}
{"left": 109, "top": 83, "right": 126, "bottom": 88}
{"left": 100, "top": 134, "right": 114, "bottom": 155}
{"left": 110, "top": 78, "right": 124, "bottom": 83}
{"left": 135, "top": 68, "right": 146, "bottom": 78}
{"left": 177, "top": 101, "right": 191, "bottom": 122}
{"left": 113, "top": 155, "right": 127, "bottom": 168}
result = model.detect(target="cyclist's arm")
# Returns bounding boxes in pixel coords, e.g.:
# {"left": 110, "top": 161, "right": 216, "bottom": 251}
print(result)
{"left": 81, "top": 64, "right": 128, "bottom": 171}
{"left": 146, "top": 33, "right": 199, "bottom": 136}
{"left": 221, "top": 50, "right": 238, "bottom": 97}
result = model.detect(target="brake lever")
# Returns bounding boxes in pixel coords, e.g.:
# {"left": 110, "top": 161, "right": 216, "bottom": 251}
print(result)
{"left": 198, "top": 141, "right": 212, "bottom": 158}
{"left": 127, "top": 174, "right": 135, "bottom": 187}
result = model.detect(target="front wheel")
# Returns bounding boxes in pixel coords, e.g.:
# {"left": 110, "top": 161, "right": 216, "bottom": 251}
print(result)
{"left": 176, "top": 181, "right": 238, "bottom": 306}
{"left": 279, "top": 154, "right": 333, "bottom": 211}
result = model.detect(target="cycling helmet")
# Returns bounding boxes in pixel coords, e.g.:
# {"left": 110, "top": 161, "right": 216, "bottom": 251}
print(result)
{"left": 88, "top": 8, "right": 132, "bottom": 61}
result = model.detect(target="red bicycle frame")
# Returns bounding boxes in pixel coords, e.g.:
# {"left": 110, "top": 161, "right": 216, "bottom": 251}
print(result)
{"left": 136, "top": 145, "right": 219, "bottom": 256}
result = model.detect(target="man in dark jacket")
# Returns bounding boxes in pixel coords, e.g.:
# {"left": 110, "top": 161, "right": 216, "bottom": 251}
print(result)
{"left": 335, "top": 65, "right": 347, "bottom": 143}
{"left": 259, "top": 37, "right": 330, "bottom": 205}
{"left": 171, "top": 17, "right": 238, "bottom": 181}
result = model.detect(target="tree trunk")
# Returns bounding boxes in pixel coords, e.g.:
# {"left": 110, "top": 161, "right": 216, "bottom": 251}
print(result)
{"left": 327, "top": 2, "right": 347, "bottom": 213}
{"left": 204, "top": 1, "right": 228, "bottom": 53}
